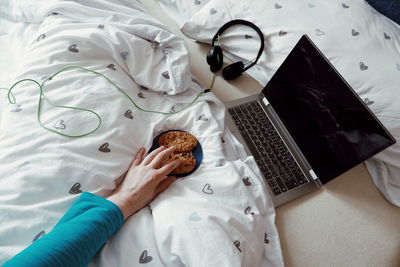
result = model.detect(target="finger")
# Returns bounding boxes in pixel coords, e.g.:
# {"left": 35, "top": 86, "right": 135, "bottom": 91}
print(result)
{"left": 132, "top": 147, "right": 146, "bottom": 166}
{"left": 149, "top": 146, "right": 176, "bottom": 168}
{"left": 154, "top": 176, "right": 176, "bottom": 196}
{"left": 156, "top": 159, "right": 180, "bottom": 177}
{"left": 142, "top": 146, "right": 165, "bottom": 165}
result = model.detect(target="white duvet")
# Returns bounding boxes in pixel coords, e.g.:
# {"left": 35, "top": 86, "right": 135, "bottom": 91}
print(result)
{"left": 0, "top": 0, "right": 283, "bottom": 266}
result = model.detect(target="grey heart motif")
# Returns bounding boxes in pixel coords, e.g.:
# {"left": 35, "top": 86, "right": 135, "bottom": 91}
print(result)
{"left": 107, "top": 64, "right": 116, "bottom": 70}
{"left": 138, "top": 92, "right": 146, "bottom": 99}
{"left": 151, "top": 41, "right": 159, "bottom": 51}
{"left": 170, "top": 105, "right": 176, "bottom": 113}
{"left": 342, "top": 3, "right": 349, "bottom": 8}
{"left": 120, "top": 52, "right": 129, "bottom": 60}
{"left": 279, "top": 30, "right": 287, "bottom": 36}
{"left": 53, "top": 119, "right": 66, "bottom": 130}
{"left": 68, "top": 44, "right": 79, "bottom": 52}
{"left": 198, "top": 114, "right": 208, "bottom": 121}
{"left": 384, "top": 32, "right": 391, "bottom": 40}
{"left": 396, "top": 63, "right": 400, "bottom": 71}
{"left": 351, "top": 29, "right": 359, "bottom": 36}
{"left": 234, "top": 240, "right": 242, "bottom": 252}
{"left": 18, "top": 161, "right": 31, "bottom": 171}
{"left": 162, "top": 71, "right": 170, "bottom": 79}
{"left": 210, "top": 8, "right": 217, "bottom": 15}
{"left": 189, "top": 212, "right": 202, "bottom": 221}
{"left": 11, "top": 104, "right": 22, "bottom": 112}
{"left": 364, "top": 98, "right": 374, "bottom": 105}
{"left": 215, "top": 159, "right": 224, "bottom": 167}
{"left": 245, "top": 34, "right": 252, "bottom": 39}
{"left": 98, "top": 24, "right": 104, "bottom": 30}
{"left": 37, "top": 34, "right": 46, "bottom": 42}
{"left": 264, "top": 233, "right": 269, "bottom": 244}
{"left": 359, "top": 62, "right": 368, "bottom": 71}
{"left": 244, "top": 206, "right": 255, "bottom": 215}
{"left": 69, "top": 183, "right": 82, "bottom": 194}
{"left": 202, "top": 184, "right": 213, "bottom": 194}
{"left": 99, "top": 142, "right": 111, "bottom": 153}
{"left": 124, "top": 109, "right": 133, "bottom": 119}
{"left": 33, "top": 231, "right": 46, "bottom": 242}
{"left": 308, "top": 3, "right": 315, "bottom": 8}
{"left": 274, "top": 3, "right": 282, "bottom": 9}
{"left": 315, "top": 28, "right": 325, "bottom": 36}
{"left": 194, "top": 0, "right": 201, "bottom": 5}
{"left": 242, "top": 176, "right": 252, "bottom": 186}
{"left": 161, "top": 48, "right": 168, "bottom": 55}
{"left": 139, "top": 250, "right": 153, "bottom": 264}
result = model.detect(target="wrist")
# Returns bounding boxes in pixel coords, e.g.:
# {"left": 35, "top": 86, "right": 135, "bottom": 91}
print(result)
{"left": 107, "top": 194, "right": 133, "bottom": 220}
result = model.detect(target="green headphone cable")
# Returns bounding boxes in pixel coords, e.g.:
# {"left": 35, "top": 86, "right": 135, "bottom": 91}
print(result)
{"left": 2, "top": 65, "right": 214, "bottom": 138}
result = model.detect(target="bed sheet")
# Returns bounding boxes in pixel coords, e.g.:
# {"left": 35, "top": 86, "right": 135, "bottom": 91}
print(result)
{"left": 0, "top": 0, "right": 283, "bottom": 266}
{"left": 156, "top": 0, "right": 400, "bottom": 207}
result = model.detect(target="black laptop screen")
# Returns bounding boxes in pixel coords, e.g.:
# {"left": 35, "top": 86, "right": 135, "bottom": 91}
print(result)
{"left": 263, "top": 35, "right": 395, "bottom": 184}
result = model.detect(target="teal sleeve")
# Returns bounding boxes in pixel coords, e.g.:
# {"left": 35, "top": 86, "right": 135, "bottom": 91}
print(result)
{"left": 3, "top": 192, "right": 124, "bottom": 267}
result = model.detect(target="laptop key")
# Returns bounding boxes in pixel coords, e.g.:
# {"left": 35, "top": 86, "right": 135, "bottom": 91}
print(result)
{"left": 238, "top": 125, "right": 246, "bottom": 132}
{"left": 268, "top": 179, "right": 277, "bottom": 188}
{"left": 260, "top": 165, "right": 268, "bottom": 174}
{"left": 234, "top": 120, "right": 242, "bottom": 126}
{"left": 276, "top": 177, "right": 287, "bottom": 192}
{"left": 285, "top": 179, "right": 299, "bottom": 189}
{"left": 272, "top": 187, "right": 281, "bottom": 195}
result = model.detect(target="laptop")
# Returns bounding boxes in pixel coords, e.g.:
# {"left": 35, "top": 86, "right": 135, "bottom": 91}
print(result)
{"left": 224, "top": 35, "right": 396, "bottom": 207}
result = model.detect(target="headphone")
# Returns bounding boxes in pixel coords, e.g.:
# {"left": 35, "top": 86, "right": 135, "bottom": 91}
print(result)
{"left": 206, "top": 19, "right": 265, "bottom": 80}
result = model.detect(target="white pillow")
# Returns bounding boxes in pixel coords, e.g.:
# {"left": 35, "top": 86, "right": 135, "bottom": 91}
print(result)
{"left": 157, "top": 0, "right": 211, "bottom": 27}
{"left": 161, "top": 0, "right": 400, "bottom": 205}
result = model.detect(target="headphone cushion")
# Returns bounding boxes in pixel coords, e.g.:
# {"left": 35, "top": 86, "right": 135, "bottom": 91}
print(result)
{"left": 206, "top": 46, "right": 223, "bottom": 72}
{"left": 222, "top": 61, "right": 245, "bottom": 80}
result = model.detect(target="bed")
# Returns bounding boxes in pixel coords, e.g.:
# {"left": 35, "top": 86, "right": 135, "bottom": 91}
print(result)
{"left": 0, "top": 0, "right": 399, "bottom": 266}
{"left": 148, "top": 0, "right": 400, "bottom": 265}
{"left": 0, "top": 0, "right": 281, "bottom": 266}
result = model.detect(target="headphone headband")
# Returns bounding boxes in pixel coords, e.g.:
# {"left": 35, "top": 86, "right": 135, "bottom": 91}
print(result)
{"left": 210, "top": 19, "right": 264, "bottom": 72}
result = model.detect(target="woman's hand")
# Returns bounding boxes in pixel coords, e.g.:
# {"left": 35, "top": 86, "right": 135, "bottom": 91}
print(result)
{"left": 107, "top": 146, "right": 180, "bottom": 220}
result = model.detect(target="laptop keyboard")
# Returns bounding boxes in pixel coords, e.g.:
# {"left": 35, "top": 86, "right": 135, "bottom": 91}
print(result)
{"left": 229, "top": 101, "right": 309, "bottom": 195}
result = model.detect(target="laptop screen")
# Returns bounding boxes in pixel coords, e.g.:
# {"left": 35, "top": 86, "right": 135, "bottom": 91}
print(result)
{"left": 263, "top": 35, "right": 395, "bottom": 184}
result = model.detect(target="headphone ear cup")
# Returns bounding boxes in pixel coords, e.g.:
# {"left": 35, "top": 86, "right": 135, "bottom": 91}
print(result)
{"left": 206, "top": 45, "right": 223, "bottom": 72}
{"left": 222, "top": 61, "right": 245, "bottom": 80}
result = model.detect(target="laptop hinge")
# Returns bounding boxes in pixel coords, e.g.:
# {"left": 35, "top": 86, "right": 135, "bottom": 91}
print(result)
{"left": 262, "top": 97, "right": 270, "bottom": 106}
{"left": 309, "top": 169, "right": 318, "bottom": 180}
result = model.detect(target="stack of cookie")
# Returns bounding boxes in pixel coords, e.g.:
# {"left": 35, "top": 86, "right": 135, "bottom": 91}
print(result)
{"left": 158, "top": 131, "right": 198, "bottom": 175}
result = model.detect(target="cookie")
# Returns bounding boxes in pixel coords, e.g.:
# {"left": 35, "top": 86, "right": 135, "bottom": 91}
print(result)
{"left": 158, "top": 131, "right": 198, "bottom": 152}
{"left": 162, "top": 152, "right": 196, "bottom": 175}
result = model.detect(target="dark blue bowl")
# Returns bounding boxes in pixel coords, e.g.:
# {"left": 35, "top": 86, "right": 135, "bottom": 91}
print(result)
{"left": 149, "top": 129, "right": 203, "bottom": 178}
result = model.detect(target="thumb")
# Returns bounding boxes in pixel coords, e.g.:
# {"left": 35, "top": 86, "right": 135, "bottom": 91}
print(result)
{"left": 155, "top": 176, "right": 176, "bottom": 196}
